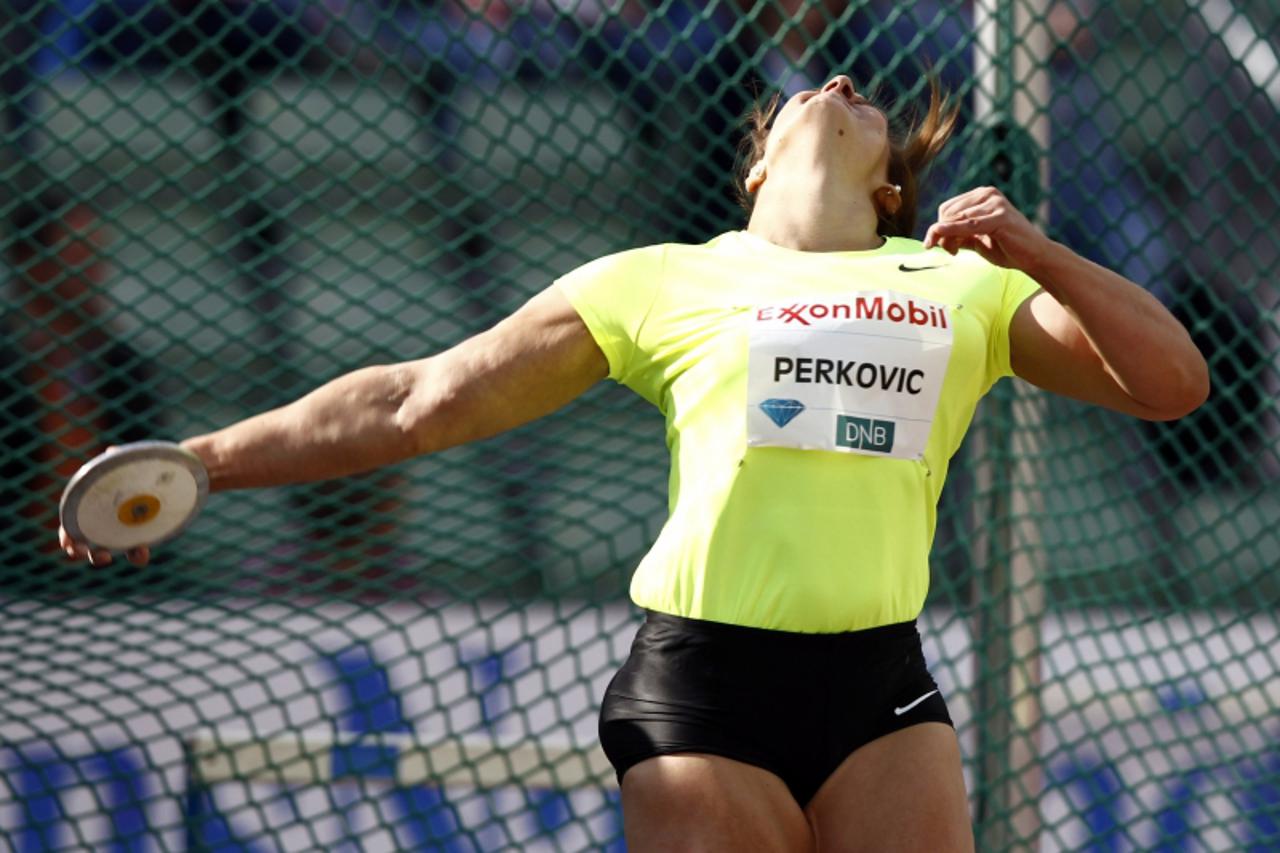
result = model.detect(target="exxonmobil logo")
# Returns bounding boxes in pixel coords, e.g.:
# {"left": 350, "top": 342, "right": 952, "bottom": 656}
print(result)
{"left": 756, "top": 295, "right": 949, "bottom": 329}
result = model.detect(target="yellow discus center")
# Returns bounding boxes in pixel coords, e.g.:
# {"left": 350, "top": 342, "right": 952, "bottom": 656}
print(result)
{"left": 118, "top": 494, "right": 161, "bottom": 526}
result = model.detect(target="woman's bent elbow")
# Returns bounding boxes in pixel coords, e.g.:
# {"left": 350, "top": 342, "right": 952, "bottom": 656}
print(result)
{"left": 388, "top": 364, "right": 440, "bottom": 457}
{"left": 1147, "top": 359, "right": 1211, "bottom": 421}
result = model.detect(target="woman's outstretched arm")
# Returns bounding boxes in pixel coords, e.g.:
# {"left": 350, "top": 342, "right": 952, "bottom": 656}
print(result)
{"left": 186, "top": 284, "right": 606, "bottom": 490}
{"left": 61, "top": 283, "right": 607, "bottom": 564}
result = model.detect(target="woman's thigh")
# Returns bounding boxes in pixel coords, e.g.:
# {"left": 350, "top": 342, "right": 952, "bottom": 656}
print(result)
{"left": 621, "top": 753, "right": 815, "bottom": 853}
{"left": 804, "top": 723, "right": 973, "bottom": 853}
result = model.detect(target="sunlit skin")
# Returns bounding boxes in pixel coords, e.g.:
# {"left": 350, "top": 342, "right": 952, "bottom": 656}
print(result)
{"left": 743, "top": 74, "right": 1207, "bottom": 426}
{"left": 746, "top": 76, "right": 900, "bottom": 253}
{"left": 60, "top": 71, "right": 1208, "bottom": 595}
{"left": 60, "top": 71, "right": 1208, "bottom": 852}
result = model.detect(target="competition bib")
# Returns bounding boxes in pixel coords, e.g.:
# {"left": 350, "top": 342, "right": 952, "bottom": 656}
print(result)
{"left": 746, "top": 291, "right": 954, "bottom": 460}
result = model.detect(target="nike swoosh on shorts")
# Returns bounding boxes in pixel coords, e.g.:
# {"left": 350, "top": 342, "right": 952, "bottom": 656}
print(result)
{"left": 893, "top": 689, "right": 939, "bottom": 716}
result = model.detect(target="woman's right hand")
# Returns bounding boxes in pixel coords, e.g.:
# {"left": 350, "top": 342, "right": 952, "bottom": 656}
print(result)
{"left": 57, "top": 444, "right": 152, "bottom": 566}
{"left": 59, "top": 525, "right": 151, "bottom": 567}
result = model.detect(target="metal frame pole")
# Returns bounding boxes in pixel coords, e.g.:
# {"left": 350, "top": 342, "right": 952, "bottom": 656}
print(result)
{"left": 970, "top": 0, "right": 1050, "bottom": 849}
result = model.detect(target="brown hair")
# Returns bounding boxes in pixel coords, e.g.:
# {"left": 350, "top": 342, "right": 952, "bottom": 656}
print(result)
{"left": 735, "top": 78, "right": 960, "bottom": 238}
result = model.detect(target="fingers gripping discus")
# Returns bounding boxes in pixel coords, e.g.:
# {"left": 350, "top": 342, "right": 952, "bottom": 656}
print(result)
{"left": 60, "top": 441, "right": 209, "bottom": 551}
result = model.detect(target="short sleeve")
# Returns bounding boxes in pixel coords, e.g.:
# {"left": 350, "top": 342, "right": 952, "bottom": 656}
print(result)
{"left": 556, "top": 246, "right": 664, "bottom": 383}
{"left": 986, "top": 266, "right": 1042, "bottom": 386}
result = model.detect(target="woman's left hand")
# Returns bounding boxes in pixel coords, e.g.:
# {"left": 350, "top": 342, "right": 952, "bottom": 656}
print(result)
{"left": 923, "top": 186, "right": 1054, "bottom": 273}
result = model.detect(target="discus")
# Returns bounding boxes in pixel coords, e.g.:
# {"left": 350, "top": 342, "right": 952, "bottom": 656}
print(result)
{"left": 59, "top": 441, "right": 209, "bottom": 552}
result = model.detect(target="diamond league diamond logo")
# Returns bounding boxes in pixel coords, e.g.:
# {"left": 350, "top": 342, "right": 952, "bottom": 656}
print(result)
{"left": 760, "top": 398, "right": 805, "bottom": 428}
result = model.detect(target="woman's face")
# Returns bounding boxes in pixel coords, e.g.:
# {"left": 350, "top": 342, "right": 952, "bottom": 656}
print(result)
{"left": 764, "top": 75, "right": 891, "bottom": 184}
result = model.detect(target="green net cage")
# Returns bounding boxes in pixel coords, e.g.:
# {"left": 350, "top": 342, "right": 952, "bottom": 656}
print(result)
{"left": 2, "top": 0, "right": 1278, "bottom": 849}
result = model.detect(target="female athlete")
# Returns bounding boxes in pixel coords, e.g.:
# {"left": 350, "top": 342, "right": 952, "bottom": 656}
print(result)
{"left": 63, "top": 75, "right": 1208, "bottom": 851}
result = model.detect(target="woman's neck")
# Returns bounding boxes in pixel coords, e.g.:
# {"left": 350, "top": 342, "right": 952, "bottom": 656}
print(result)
{"left": 746, "top": 171, "right": 884, "bottom": 253}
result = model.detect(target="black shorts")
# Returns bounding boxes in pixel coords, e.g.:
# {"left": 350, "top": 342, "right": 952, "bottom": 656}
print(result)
{"left": 598, "top": 611, "right": 953, "bottom": 807}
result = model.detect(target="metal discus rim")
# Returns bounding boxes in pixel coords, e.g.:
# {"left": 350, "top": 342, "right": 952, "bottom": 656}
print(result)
{"left": 59, "top": 441, "right": 210, "bottom": 551}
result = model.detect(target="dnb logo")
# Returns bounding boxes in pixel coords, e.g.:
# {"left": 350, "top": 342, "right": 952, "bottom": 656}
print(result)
{"left": 836, "top": 415, "right": 895, "bottom": 454}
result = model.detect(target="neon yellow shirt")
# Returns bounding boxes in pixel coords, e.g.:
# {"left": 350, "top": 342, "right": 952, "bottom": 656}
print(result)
{"left": 558, "top": 230, "right": 1040, "bottom": 632}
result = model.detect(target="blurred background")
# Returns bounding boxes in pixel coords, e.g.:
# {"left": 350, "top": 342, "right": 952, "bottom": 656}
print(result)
{"left": 1, "top": 1, "right": 1278, "bottom": 850}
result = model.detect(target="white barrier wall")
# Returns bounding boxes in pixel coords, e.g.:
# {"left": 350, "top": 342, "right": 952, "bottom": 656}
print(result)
{"left": 1, "top": 599, "right": 1277, "bottom": 851}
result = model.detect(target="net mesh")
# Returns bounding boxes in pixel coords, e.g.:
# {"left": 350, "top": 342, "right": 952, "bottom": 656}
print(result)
{"left": 2, "top": 1, "right": 1278, "bottom": 849}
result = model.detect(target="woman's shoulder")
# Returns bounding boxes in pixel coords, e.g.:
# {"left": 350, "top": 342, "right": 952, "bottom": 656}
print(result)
{"left": 558, "top": 242, "right": 667, "bottom": 283}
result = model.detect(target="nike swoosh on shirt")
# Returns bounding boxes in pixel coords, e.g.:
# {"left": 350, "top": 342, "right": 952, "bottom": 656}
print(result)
{"left": 898, "top": 263, "right": 945, "bottom": 272}
{"left": 893, "top": 689, "right": 940, "bottom": 716}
